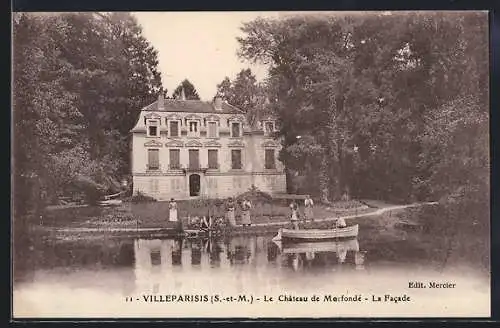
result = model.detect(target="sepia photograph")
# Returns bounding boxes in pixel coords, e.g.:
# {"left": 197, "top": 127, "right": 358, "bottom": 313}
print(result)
{"left": 12, "top": 11, "right": 490, "bottom": 318}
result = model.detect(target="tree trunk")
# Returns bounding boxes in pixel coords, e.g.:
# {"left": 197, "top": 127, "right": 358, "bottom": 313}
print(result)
{"left": 318, "top": 155, "right": 330, "bottom": 203}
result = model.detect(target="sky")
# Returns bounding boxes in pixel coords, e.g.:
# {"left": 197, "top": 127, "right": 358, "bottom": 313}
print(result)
{"left": 133, "top": 12, "right": 283, "bottom": 101}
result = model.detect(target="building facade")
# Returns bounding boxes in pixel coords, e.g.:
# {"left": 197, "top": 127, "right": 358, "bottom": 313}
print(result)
{"left": 130, "top": 95, "right": 286, "bottom": 200}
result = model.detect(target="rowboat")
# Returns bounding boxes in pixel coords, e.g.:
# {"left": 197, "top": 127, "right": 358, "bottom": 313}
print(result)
{"left": 98, "top": 199, "right": 123, "bottom": 206}
{"left": 272, "top": 224, "right": 359, "bottom": 242}
{"left": 273, "top": 238, "right": 359, "bottom": 254}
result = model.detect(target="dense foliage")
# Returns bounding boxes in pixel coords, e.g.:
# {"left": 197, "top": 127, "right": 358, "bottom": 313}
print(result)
{"left": 13, "top": 13, "right": 162, "bottom": 213}
{"left": 215, "top": 68, "right": 269, "bottom": 127}
{"left": 237, "top": 12, "right": 488, "bottom": 207}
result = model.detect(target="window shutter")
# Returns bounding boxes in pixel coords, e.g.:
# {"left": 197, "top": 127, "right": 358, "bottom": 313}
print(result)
{"left": 148, "top": 149, "right": 159, "bottom": 169}
{"left": 169, "top": 149, "right": 180, "bottom": 168}
{"left": 208, "top": 150, "right": 218, "bottom": 168}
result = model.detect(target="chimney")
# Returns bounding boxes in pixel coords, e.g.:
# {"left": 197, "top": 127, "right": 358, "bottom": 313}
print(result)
{"left": 180, "top": 87, "right": 186, "bottom": 101}
{"left": 213, "top": 95, "right": 223, "bottom": 111}
{"left": 158, "top": 92, "right": 164, "bottom": 110}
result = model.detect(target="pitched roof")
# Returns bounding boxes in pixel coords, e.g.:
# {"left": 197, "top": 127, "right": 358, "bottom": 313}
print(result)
{"left": 142, "top": 99, "right": 244, "bottom": 114}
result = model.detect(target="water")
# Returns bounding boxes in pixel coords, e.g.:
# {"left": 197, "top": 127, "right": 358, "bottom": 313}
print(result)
{"left": 13, "top": 234, "right": 490, "bottom": 318}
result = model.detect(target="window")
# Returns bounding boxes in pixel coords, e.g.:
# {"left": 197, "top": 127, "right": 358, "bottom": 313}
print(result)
{"left": 208, "top": 122, "right": 218, "bottom": 138}
{"left": 208, "top": 150, "right": 218, "bottom": 169}
{"left": 150, "top": 249, "right": 161, "bottom": 266}
{"left": 231, "top": 149, "right": 242, "bottom": 169}
{"left": 264, "top": 121, "right": 274, "bottom": 135}
{"left": 265, "top": 149, "right": 276, "bottom": 169}
{"left": 169, "top": 149, "right": 180, "bottom": 169}
{"left": 147, "top": 120, "right": 159, "bottom": 137}
{"left": 169, "top": 121, "right": 179, "bottom": 137}
{"left": 231, "top": 122, "right": 241, "bottom": 138}
{"left": 189, "top": 150, "right": 200, "bottom": 169}
{"left": 147, "top": 149, "right": 160, "bottom": 170}
{"left": 188, "top": 121, "right": 199, "bottom": 137}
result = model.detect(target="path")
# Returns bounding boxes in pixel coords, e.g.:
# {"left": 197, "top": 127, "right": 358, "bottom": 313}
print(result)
{"left": 40, "top": 201, "right": 438, "bottom": 233}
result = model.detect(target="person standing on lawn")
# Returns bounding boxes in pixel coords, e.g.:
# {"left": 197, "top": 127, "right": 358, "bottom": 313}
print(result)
{"left": 241, "top": 198, "right": 252, "bottom": 227}
{"left": 304, "top": 195, "right": 314, "bottom": 222}
{"left": 169, "top": 198, "right": 178, "bottom": 222}
{"left": 226, "top": 197, "right": 236, "bottom": 227}
{"left": 290, "top": 200, "right": 299, "bottom": 230}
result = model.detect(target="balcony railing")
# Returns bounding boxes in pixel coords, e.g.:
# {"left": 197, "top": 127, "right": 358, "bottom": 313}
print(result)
{"left": 146, "top": 164, "right": 161, "bottom": 171}
{"left": 207, "top": 163, "right": 219, "bottom": 170}
{"left": 168, "top": 164, "right": 182, "bottom": 170}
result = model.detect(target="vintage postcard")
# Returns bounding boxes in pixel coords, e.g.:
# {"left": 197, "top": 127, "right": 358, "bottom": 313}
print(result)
{"left": 12, "top": 11, "right": 490, "bottom": 318}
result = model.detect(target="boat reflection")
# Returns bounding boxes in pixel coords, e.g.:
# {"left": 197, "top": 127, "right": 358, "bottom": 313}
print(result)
{"left": 274, "top": 238, "right": 365, "bottom": 271}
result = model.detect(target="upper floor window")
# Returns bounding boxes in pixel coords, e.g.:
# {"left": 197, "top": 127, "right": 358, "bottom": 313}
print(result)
{"left": 147, "top": 149, "right": 160, "bottom": 170}
{"left": 231, "top": 149, "right": 242, "bottom": 169}
{"left": 169, "top": 149, "right": 180, "bottom": 169}
{"left": 147, "top": 119, "right": 160, "bottom": 137}
{"left": 169, "top": 121, "right": 180, "bottom": 137}
{"left": 207, "top": 121, "right": 218, "bottom": 138}
{"left": 208, "top": 149, "right": 218, "bottom": 169}
{"left": 188, "top": 120, "right": 200, "bottom": 137}
{"left": 265, "top": 149, "right": 276, "bottom": 169}
{"left": 231, "top": 122, "right": 241, "bottom": 138}
{"left": 264, "top": 121, "right": 275, "bottom": 136}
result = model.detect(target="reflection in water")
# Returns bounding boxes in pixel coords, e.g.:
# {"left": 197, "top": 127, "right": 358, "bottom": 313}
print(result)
{"left": 172, "top": 239, "right": 182, "bottom": 266}
{"left": 13, "top": 233, "right": 491, "bottom": 318}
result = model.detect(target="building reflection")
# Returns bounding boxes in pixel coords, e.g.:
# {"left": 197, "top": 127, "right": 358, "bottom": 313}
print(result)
{"left": 132, "top": 236, "right": 367, "bottom": 292}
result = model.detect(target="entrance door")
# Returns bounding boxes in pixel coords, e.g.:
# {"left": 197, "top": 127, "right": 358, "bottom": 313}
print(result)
{"left": 189, "top": 150, "right": 200, "bottom": 170}
{"left": 189, "top": 174, "right": 201, "bottom": 196}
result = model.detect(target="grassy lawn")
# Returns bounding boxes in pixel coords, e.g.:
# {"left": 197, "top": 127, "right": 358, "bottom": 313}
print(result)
{"left": 38, "top": 198, "right": 376, "bottom": 230}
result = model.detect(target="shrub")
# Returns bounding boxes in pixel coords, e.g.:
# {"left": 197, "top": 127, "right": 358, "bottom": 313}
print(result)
{"left": 125, "top": 191, "right": 157, "bottom": 203}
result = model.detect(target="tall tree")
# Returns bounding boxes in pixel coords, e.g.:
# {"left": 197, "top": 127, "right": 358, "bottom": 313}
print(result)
{"left": 13, "top": 12, "right": 163, "bottom": 210}
{"left": 216, "top": 69, "right": 268, "bottom": 127}
{"left": 172, "top": 79, "right": 200, "bottom": 100}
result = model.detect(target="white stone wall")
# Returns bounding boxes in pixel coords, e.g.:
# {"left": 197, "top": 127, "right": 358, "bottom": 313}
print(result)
{"left": 133, "top": 173, "right": 286, "bottom": 201}
{"left": 131, "top": 110, "right": 286, "bottom": 200}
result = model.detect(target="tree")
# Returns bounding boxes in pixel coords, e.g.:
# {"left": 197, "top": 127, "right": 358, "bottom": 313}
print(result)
{"left": 13, "top": 12, "right": 163, "bottom": 211}
{"left": 237, "top": 12, "right": 488, "bottom": 204}
{"left": 216, "top": 69, "right": 268, "bottom": 127}
{"left": 172, "top": 79, "right": 200, "bottom": 100}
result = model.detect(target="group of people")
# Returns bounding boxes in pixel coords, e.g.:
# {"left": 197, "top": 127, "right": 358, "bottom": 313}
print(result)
{"left": 289, "top": 195, "right": 315, "bottom": 229}
{"left": 224, "top": 197, "right": 252, "bottom": 227}
{"left": 167, "top": 197, "right": 254, "bottom": 229}
{"left": 168, "top": 194, "right": 319, "bottom": 230}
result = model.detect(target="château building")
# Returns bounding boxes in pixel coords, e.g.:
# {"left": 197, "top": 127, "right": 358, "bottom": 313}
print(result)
{"left": 130, "top": 93, "right": 286, "bottom": 200}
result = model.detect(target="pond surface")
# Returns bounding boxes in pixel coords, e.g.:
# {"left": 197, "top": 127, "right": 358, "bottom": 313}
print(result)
{"left": 13, "top": 233, "right": 490, "bottom": 318}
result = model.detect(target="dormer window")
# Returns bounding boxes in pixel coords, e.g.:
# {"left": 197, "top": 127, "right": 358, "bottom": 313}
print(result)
{"left": 207, "top": 121, "right": 218, "bottom": 138}
{"left": 169, "top": 120, "right": 180, "bottom": 137}
{"left": 187, "top": 120, "right": 200, "bottom": 137}
{"left": 231, "top": 122, "right": 241, "bottom": 138}
{"left": 147, "top": 119, "right": 160, "bottom": 137}
{"left": 264, "top": 121, "right": 275, "bottom": 136}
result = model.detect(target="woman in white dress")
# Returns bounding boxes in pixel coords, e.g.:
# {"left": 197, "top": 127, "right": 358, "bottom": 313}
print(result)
{"left": 169, "top": 198, "right": 178, "bottom": 222}
{"left": 240, "top": 198, "right": 252, "bottom": 227}
{"left": 290, "top": 201, "right": 299, "bottom": 230}
{"left": 304, "top": 195, "right": 314, "bottom": 222}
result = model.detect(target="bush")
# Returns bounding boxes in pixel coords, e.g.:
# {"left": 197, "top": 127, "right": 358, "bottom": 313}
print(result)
{"left": 236, "top": 185, "right": 273, "bottom": 204}
{"left": 125, "top": 191, "right": 157, "bottom": 203}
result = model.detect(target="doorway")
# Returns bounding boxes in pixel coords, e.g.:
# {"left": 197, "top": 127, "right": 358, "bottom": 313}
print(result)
{"left": 189, "top": 174, "right": 201, "bottom": 197}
